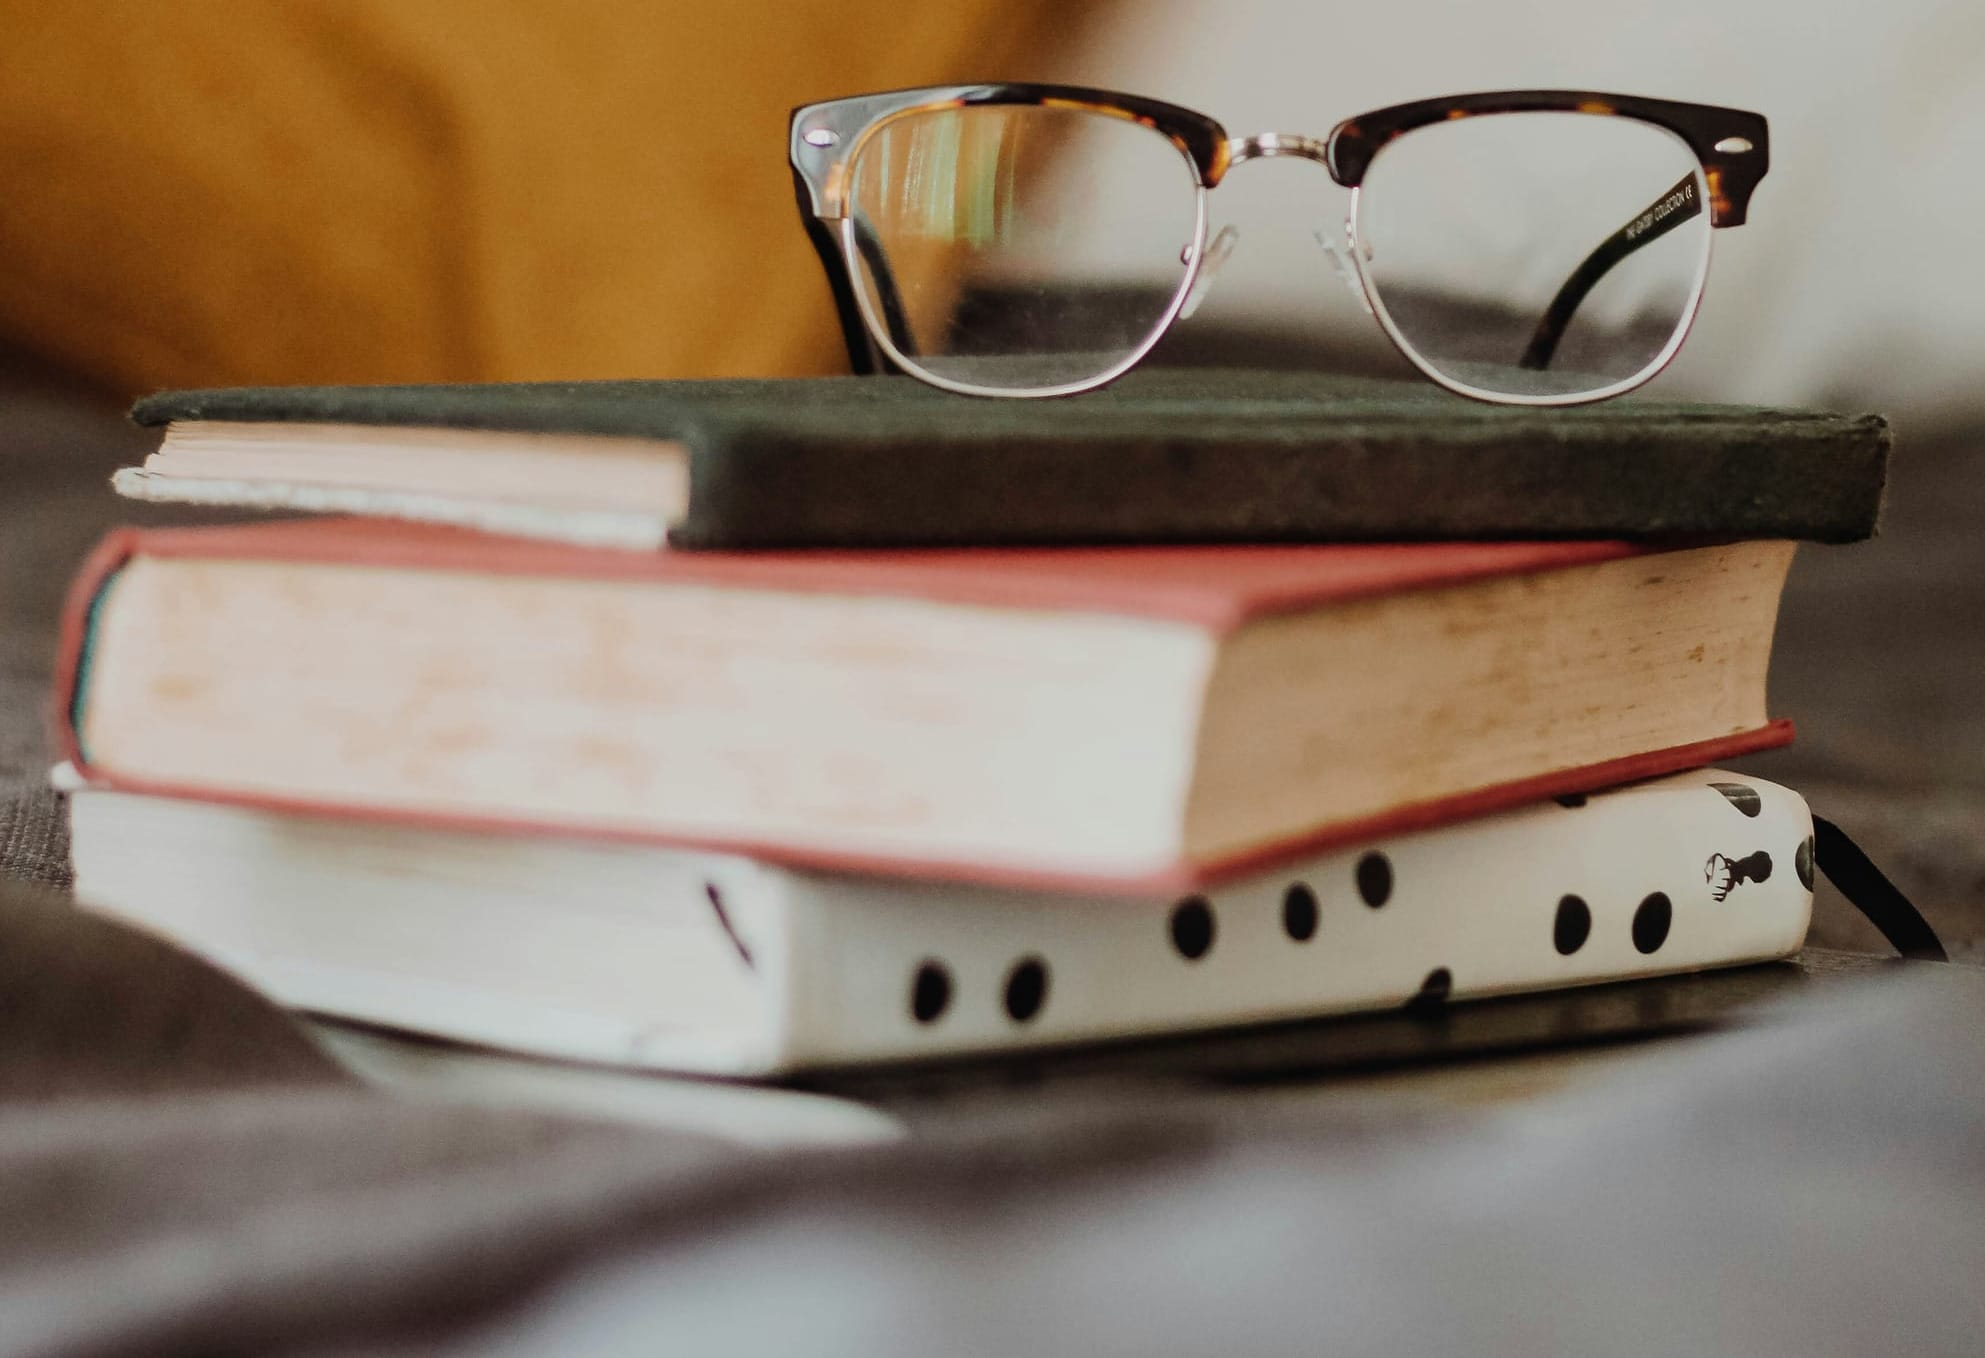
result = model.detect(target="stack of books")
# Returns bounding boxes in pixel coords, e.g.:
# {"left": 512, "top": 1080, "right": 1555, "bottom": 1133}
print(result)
{"left": 57, "top": 371, "right": 1888, "bottom": 1074}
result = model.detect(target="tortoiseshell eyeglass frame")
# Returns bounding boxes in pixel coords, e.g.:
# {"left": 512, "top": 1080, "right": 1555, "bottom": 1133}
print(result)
{"left": 789, "top": 84, "right": 1769, "bottom": 405}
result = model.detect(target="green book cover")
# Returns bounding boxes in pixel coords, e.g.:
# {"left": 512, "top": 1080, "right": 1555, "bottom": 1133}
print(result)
{"left": 128, "top": 369, "right": 1888, "bottom": 549}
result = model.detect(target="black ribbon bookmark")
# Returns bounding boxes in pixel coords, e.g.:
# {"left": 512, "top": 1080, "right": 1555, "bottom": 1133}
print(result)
{"left": 1812, "top": 814, "right": 1948, "bottom": 962}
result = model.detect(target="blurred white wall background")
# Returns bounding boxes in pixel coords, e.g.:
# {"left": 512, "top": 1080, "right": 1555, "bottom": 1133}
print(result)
{"left": 1056, "top": 0, "right": 1985, "bottom": 423}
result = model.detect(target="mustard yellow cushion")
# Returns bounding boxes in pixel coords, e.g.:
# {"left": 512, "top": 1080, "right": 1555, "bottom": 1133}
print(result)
{"left": 0, "top": 1, "right": 1100, "bottom": 390}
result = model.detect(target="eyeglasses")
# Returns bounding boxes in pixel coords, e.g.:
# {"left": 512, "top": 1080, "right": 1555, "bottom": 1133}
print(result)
{"left": 789, "top": 85, "right": 1768, "bottom": 405}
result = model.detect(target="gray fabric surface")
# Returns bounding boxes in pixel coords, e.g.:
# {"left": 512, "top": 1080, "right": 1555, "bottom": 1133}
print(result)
{"left": 0, "top": 883, "right": 339, "bottom": 1098}
{"left": 372, "top": 967, "right": 1985, "bottom": 1358}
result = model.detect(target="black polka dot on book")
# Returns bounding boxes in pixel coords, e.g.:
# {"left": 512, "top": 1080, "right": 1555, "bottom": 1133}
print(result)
{"left": 1710, "top": 782, "right": 1763, "bottom": 817}
{"left": 1355, "top": 852, "right": 1392, "bottom": 908}
{"left": 1632, "top": 892, "right": 1673, "bottom": 954}
{"left": 909, "top": 961, "right": 951, "bottom": 1024}
{"left": 1405, "top": 967, "right": 1453, "bottom": 1013}
{"left": 1004, "top": 956, "right": 1048, "bottom": 1023}
{"left": 1795, "top": 834, "right": 1816, "bottom": 889}
{"left": 1170, "top": 897, "right": 1216, "bottom": 960}
{"left": 1282, "top": 883, "right": 1319, "bottom": 941}
{"left": 1554, "top": 894, "right": 1591, "bottom": 955}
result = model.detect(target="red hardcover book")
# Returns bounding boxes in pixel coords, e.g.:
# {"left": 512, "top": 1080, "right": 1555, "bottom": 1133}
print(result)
{"left": 55, "top": 520, "right": 1794, "bottom": 892}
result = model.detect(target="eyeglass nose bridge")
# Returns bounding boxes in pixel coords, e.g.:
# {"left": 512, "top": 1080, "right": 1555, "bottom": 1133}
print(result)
{"left": 1220, "top": 133, "right": 1374, "bottom": 316}
{"left": 1224, "top": 132, "right": 1338, "bottom": 173}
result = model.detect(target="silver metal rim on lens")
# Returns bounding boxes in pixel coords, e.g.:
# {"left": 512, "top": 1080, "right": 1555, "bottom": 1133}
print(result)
{"left": 1345, "top": 124, "right": 1716, "bottom": 407}
{"left": 837, "top": 136, "right": 1211, "bottom": 400}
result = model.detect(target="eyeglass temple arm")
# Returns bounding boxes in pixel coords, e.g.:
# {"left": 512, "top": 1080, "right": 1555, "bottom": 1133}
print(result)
{"left": 848, "top": 220, "right": 922, "bottom": 363}
{"left": 790, "top": 168, "right": 913, "bottom": 376}
{"left": 1518, "top": 172, "right": 1704, "bottom": 372}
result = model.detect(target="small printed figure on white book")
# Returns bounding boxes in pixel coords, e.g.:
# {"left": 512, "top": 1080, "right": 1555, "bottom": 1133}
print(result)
{"left": 63, "top": 766, "right": 1815, "bottom": 1076}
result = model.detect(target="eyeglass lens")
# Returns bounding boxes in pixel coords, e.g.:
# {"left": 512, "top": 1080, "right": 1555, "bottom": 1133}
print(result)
{"left": 1354, "top": 111, "right": 1712, "bottom": 400}
{"left": 843, "top": 104, "right": 1202, "bottom": 392}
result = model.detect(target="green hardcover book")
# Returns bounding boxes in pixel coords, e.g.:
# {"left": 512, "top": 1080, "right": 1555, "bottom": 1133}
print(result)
{"left": 121, "top": 369, "right": 1888, "bottom": 550}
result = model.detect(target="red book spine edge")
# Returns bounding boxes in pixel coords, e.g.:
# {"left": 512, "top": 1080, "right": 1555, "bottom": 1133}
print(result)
{"left": 52, "top": 526, "right": 140, "bottom": 776}
{"left": 52, "top": 532, "right": 1796, "bottom": 897}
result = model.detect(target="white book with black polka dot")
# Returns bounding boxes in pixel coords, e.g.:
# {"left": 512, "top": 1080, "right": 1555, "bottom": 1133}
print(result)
{"left": 65, "top": 768, "right": 1815, "bottom": 1075}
